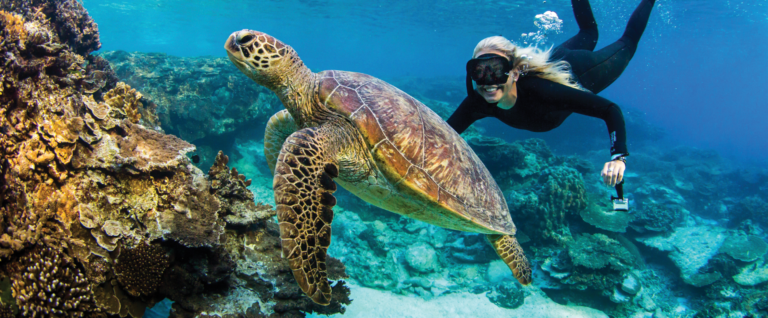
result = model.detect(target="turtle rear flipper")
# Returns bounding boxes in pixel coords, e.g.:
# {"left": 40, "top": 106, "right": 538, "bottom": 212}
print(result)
{"left": 274, "top": 127, "right": 339, "bottom": 305}
{"left": 487, "top": 234, "right": 532, "bottom": 285}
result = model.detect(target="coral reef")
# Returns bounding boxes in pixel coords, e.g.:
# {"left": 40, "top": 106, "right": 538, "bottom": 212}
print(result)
{"left": 114, "top": 242, "right": 169, "bottom": 297}
{"left": 508, "top": 165, "right": 587, "bottom": 243}
{"left": 0, "top": 1, "right": 350, "bottom": 317}
{"left": 100, "top": 50, "right": 283, "bottom": 145}
{"left": 10, "top": 245, "right": 98, "bottom": 317}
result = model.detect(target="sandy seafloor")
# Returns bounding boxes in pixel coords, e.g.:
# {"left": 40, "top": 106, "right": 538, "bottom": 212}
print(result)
{"left": 305, "top": 283, "right": 607, "bottom": 318}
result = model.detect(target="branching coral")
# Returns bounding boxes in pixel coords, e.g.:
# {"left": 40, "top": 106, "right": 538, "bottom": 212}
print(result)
{"left": 114, "top": 241, "right": 169, "bottom": 297}
{"left": 10, "top": 246, "right": 98, "bottom": 317}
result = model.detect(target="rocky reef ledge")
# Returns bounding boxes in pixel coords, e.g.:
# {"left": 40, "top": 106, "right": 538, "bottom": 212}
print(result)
{"left": 0, "top": 1, "right": 349, "bottom": 316}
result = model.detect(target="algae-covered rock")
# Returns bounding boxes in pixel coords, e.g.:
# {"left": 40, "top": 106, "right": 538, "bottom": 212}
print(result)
{"left": 567, "top": 234, "right": 637, "bottom": 271}
{"left": 630, "top": 202, "right": 682, "bottom": 233}
{"left": 486, "top": 283, "right": 526, "bottom": 309}
{"left": 406, "top": 242, "right": 439, "bottom": 273}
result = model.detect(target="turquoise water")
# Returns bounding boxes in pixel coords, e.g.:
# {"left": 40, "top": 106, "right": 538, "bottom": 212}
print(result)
{"left": 86, "top": 0, "right": 768, "bottom": 162}
{"left": 74, "top": 0, "right": 768, "bottom": 317}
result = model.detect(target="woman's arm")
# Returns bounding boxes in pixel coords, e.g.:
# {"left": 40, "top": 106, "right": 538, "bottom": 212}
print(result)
{"left": 526, "top": 77, "right": 628, "bottom": 186}
{"left": 446, "top": 96, "right": 485, "bottom": 135}
{"left": 526, "top": 77, "right": 628, "bottom": 156}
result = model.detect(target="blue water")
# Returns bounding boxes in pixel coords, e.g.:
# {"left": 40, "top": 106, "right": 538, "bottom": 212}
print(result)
{"left": 86, "top": 0, "right": 768, "bottom": 163}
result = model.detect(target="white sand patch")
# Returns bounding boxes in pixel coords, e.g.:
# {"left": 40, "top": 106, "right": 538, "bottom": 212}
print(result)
{"left": 307, "top": 283, "right": 607, "bottom": 318}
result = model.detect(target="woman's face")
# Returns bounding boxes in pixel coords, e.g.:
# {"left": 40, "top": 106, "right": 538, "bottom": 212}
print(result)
{"left": 474, "top": 49, "right": 516, "bottom": 105}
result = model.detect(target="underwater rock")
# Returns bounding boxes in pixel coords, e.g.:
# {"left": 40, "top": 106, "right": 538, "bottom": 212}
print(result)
{"left": 405, "top": 242, "right": 439, "bottom": 273}
{"left": 485, "top": 282, "right": 526, "bottom": 309}
{"left": 637, "top": 225, "right": 726, "bottom": 286}
{"left": 567, "top": 234, "right": 637, "bottom": 271}
{"left": 629, "top": 202, "right": 682, "bottom": 233}
{"left": 720, "top": 235, "right": 768, "bottom": 262}
{"left": 101, "top": 50, "right": 283, "bottom": 143}
{"left": 621, "top": 273, "right": 642, "bottom": 295}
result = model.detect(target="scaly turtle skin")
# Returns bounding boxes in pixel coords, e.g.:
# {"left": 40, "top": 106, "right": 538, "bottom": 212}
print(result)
{"left": 225, "top": 30, "right": 531, "bottom": 305}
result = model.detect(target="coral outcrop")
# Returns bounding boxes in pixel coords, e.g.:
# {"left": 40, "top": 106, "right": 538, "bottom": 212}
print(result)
{"left": 508, "top": 165, "right": 587, "bottom": 243}
{"left": 0, "top": 1, "right": 350, "bottom": 317}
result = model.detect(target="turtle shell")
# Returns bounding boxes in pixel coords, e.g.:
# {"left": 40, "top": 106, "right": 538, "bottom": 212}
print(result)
{"left": 317, "top": 70, "right": 515, "bottom": 235}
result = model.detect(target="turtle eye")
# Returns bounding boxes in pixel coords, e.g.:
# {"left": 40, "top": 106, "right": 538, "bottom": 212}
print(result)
{"left": 237, "top": 34, "right": 254, "bottom": 45}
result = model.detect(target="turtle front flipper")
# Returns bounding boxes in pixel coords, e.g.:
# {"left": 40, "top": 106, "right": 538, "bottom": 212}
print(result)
{"left": 274, "top": 127, "right": 339, "bottom": 305}
{"left": 487, "top": 234, "right": 532, "bottom": 285}
{"left": 265, "top": 110, "right": 298, "bottom": 174}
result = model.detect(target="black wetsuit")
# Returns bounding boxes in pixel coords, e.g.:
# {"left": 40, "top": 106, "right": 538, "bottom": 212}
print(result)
{"left": 447, "top": 0, "right": 656, "bottom": 157}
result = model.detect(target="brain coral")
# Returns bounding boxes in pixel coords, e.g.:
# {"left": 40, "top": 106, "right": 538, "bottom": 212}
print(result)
{"left": 10, "top": 246, "right": 98, "bottom": 317}
{"left": 114, "top": 242, "right": 169, "bottom": 297}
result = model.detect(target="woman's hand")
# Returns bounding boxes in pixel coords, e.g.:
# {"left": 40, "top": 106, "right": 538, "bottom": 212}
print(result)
{"left": 601, "top": 159, "right": 626, "bottom": 186}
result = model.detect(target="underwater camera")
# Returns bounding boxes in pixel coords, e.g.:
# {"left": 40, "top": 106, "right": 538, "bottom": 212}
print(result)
{"left": 611, "top": 181, "right": 629, "bottom": 212}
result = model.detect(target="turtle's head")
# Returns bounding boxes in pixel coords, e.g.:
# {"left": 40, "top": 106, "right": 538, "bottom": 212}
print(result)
{"left": 225, "top": 30, "right": 308, "bottom": 91}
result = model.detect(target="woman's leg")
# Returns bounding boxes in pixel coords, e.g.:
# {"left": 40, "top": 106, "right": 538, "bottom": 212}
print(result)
{"left": 557, "top": 0, "right": 599, "bottom": 52}
{"left": 565, "top": 0, "right": 656, "bottom": 93}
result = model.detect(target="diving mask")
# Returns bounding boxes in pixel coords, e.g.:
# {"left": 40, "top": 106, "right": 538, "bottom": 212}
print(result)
{"left": 466, "top": 53, "right": 512, "bottom": 86}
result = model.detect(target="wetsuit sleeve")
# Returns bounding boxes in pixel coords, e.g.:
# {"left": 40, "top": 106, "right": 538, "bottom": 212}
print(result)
{"left": 527, "top": 77, "right": 628, "bottom": 156}
{"left": 446, "top": 96, "right": 486, "bottom": 134}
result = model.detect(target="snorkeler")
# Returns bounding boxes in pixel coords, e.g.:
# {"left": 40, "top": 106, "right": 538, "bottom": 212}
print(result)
{"left": 447, "top": 0, "right": 656, "bottom": 187}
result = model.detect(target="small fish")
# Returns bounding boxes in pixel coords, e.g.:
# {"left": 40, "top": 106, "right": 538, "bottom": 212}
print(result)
{"left": 192, "top": 155, "right": 200, "bottom": 163}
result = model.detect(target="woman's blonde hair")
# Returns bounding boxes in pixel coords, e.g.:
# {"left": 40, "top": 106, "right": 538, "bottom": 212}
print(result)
{"left": 472, "top": 36, "right": 585, "bottom": 91}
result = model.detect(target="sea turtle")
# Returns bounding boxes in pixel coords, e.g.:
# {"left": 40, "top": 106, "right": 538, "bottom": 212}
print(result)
{"left": 224, "top": 30, "right": 531, "bottom": 305}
